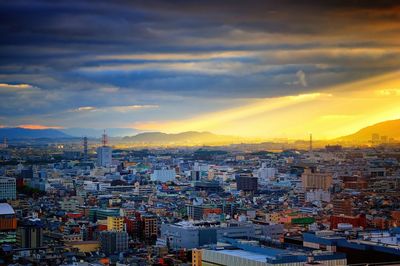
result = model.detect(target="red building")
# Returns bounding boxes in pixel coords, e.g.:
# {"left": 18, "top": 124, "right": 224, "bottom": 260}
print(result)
{"left": 330, "top": 214, "right": 367, "bottom": 229}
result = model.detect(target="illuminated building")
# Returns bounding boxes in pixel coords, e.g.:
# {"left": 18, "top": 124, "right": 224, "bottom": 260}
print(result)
{"left": 107, "top": 216, "right": 124, "bottom": 232}
{"left": 301, "top": 168, "right": 332, "bottom": 191}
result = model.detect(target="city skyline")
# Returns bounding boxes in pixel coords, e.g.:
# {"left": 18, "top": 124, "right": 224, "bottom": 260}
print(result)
{"left": 1, "top": 1, "right": 400, "bottom": 139}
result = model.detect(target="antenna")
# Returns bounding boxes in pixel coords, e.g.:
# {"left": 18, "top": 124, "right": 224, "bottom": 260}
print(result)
{"left": 309, "top": 133, "right": 313, "bottom": 152}
{"left": 102, "top": 130, "right": 108, "bottom": 146}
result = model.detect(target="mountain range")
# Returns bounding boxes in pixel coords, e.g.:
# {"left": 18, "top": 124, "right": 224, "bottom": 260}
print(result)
{"left": 1, "top": 118, "right": 399, "bottom": 143}
{"left": 0, "top": 127, "right": 71, "bottom": 139}
{"left": 338, "top": 119, "right": 400, "bottom": 141}
{"left": 60, "top": 127, "right": 139, "bottom": 137}
{"left": 122, "top": 131, "right": 243, "bottom": 144}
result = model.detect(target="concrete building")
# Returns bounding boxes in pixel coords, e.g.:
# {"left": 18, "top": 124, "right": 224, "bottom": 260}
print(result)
{"left": 305, "top": 189, "right": 331, "bottom": 203}
{"left": 303, "top": 230, "right": 400, "bottom": 265}
{"left": 0, "top": 177, "right": 16, "bottom": 200}
{"left": 236, "top": 175, "right": 258, "bottom": 193}
{"left": 96, "top": 146, "right": 112, "bottom": 167}
{"left": 256, "top": 164, "right": 276, "bottom": 184}
{"left": 200, "top": 237, "right": 346, "bottom": 266}
{"left": 107, "top": 216, "right": 124, "bottom": 232}
{"left": 301, "top": 169, "right": 332, "bottom": 191}
{"left": 160, "top": 221, "right": 255, "bottom": 249}
{"left": 99, "top": 231, "right": 128, "bottom": 256}
{"left": 60, "top": 196, "right": 83, "bottom": 212}
{"left": 332, "top": 198, "right": 353, "bottom": 216}
{"left": 151, "top": 169, "right": 176, "bottom": 182}
{"left": 16, "top": 218, "right": 43, "bottom": 248}
{"left": 142, "top": 214, "right": 158, "bottom": 240}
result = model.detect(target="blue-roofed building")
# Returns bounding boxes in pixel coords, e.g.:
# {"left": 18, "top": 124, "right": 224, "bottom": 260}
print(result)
{"left": 199, "top": 237, "right": 347, "bottom": 266}
{"left": 303, "top": 230, "right": 400, "bottom": 265}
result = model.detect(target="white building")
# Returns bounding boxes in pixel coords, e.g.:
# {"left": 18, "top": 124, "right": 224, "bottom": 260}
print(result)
{"left": 305, "top": 189, "right": 331, "bottom": 203}
{"left": 0, "top": 177, "right": 16, "bottom": 200}
{"left": 97, "top": 146, "right": 112, "bottom": 167}
{"left": 256, "top": 163, "right": 276, "bottom": 184}
{"left": 151, "top": 169, "right": 176, "bottom": 182}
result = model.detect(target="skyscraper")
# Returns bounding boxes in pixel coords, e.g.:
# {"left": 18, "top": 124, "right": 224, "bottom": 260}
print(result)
{"left": 97, "top": 130, "right": 112, "bottom": 167}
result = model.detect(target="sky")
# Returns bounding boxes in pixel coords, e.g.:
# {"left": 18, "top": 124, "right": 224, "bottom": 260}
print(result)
{"left": 1, "top": 0, "right": 400, "bottom": 139}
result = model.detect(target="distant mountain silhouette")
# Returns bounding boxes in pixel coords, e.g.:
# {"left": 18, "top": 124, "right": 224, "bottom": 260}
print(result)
{"left": 61, "top": 127, "right": 139, "bottom": 137}
{"left": 0, "top": 128, "right": 71, "bottom": 139}
{"left": 123, "top": 131, "right": 242, "bottom": 144}
{"left": 338, "top": 119, "right": 400, "bottom": 141}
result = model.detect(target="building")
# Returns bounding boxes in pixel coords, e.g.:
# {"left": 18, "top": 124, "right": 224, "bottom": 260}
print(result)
{"left": 124, "top": 212, "right": 158, "bottom": 242}
{"left": 142, "top": 214, "right": 158, "bottom": 240}
{"left": 330, "top": 215, "right": 366, "bottom": 230}
{"left": 161, "top": 221, "right": 217, "bottom": 249}
{"left": 187, "top": 202, "right": 238, "bottom": 221}
{"left": 0, "top": 177, "right": 16, "bottom": 200}
{"left": 332, "top": 198, "right": 353, "bottom": 216}
{"left": 151, "top": 169, "right": 176, "bottom": 182}
{"left": 303, "top": 230, "right": 400, "bottom": 265}
{"left": 0, "top": 203, "right": 16, "bottom": 244}
{"left": 190, "top": 170, "right": 201, "bottom": 181}
{"left": 193, "top": 181, "right": 223, "bottom": 194}
{"left": 96, "top": 146, "right": 112, "bottom": 167}
{"left": 60, "top": 196, "right": 83, "bottom": 212}
{"left": 89, "top": 208, "right": 120, "bottom": 222}
{"left": 107, "top": 216, "right": 124, "bottom": 232}
{"left": 16, "top": 218, "right": 43, "bottom": 248}
{"left": 99, "top": 231, "right": 128, "bottom": 256}
{"left": 256, "top": 164, "right": 276, "bottom": 183}
{"left": 192, "top": 249, "right": 202, "bottom": 266}
{"left": 160, "top": 221, "right": 255, "bottom": 249}
{"left": 301, "top": 169, "right": 332, "bottom": 191}
{"left": 236, "top": 175, "right": 258, "bottom": 193}
{"left": 305, "top": 189, "right": 331, "bottom": 203}
{"left": 200, "top": 237, "right": 346, "bottom": 266}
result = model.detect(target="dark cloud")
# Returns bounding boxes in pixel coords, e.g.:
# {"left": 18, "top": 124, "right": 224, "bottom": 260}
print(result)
{"left": 0, "top": 0, "right": 399, "bottom": 126}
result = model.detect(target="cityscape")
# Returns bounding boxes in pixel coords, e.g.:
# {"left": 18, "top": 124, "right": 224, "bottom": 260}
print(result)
{"left": 1, "top": 1, "right": 400, "bottom": 266}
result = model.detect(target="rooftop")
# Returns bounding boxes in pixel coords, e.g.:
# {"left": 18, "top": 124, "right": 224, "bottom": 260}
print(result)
{"left": 0, "top": 203, "right": 15, "bottom": 215}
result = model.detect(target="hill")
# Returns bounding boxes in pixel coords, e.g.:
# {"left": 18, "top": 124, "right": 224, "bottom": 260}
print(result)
{"left": 122, "top": 131, "right": 243, "bottom": 145}
{"left": 338, "top": 119, "right": 400, "bottom": 142}
{"left": 0, "top": 127, "right": 71, "bottom": 139}
{"left": 61, "top": 127, "right": 139, "bottom": 137}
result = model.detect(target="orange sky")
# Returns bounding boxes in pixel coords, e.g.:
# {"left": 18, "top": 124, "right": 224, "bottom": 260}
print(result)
{"left": 133, "top": 71, "right": 400, "bottom": 139}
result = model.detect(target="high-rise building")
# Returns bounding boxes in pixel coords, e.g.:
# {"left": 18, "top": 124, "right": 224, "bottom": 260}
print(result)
{"left": 16, "top": 218, "right": 43, "bottom": 248}
{"left": 301, "top": 168, "right": 332, "bottom": 191}
{"left": 97, "top": 146, "right": 112, "bottom": 167}
{"left": 107, "top": 216, "right": 124, "bottom": 232}
{"left": 0, "top": 177, "right": 16, "bottom": 200}
{"left": 97, "top": 131, "right": 112, "bottom": 167}
{"left": 100, "top": 231, "right": 128, "bottom": 256}
{"left": 190, "top": 170, "right": 201, "bottom": 181}
{"left": 141, "top": 214, "right": 158, "bottom": 240}
{"left": 332, "top": 198, "right": 354, "bottom": 216}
